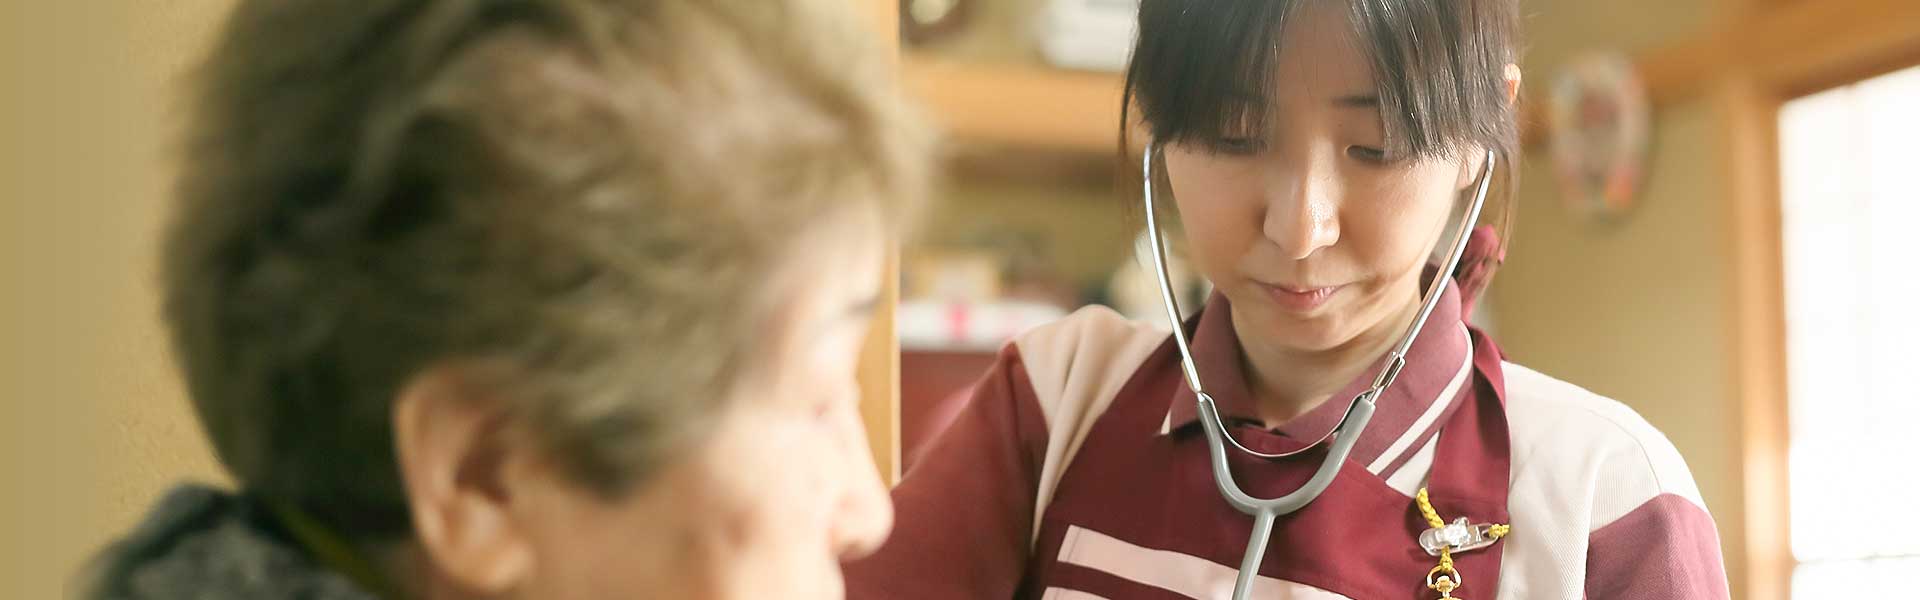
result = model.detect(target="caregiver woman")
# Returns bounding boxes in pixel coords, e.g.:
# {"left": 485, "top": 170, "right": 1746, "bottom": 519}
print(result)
{"left": 846, "top": 0, "right": 1730, "bottom": 598}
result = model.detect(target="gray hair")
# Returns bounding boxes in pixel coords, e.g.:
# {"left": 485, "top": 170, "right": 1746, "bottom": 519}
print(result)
{"left": 163, "top": 0, "right": 930, "bottom": 537}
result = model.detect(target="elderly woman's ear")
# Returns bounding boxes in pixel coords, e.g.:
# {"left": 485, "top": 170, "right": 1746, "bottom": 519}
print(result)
{"left": 392, "top": 367, "right": 534, "bottom": 596}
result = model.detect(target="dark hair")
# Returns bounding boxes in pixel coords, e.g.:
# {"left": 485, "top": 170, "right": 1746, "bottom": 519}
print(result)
{"left": 1121, "top": 0, "right": 1521, "bottom": 240}
{"left": 165, "top": 0, "right": 929, "bottom": 538}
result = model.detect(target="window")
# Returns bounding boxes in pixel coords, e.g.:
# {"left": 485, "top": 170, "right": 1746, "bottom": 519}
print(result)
{"left": 1777, "top": 64, "right": 1920, "bottom": 597}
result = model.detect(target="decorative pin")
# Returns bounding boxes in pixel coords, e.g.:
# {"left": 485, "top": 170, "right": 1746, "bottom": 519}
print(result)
{"left": 1419, "top": 517, "right": 1503, "bottom": 555}
{"left": 1414, "top": 488, "right": 1510, "bottom": 600}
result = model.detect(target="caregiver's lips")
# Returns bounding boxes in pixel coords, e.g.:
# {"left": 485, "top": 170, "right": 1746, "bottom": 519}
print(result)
{"left": 1258, "top": 282, "right": 1343, "bottom": 312}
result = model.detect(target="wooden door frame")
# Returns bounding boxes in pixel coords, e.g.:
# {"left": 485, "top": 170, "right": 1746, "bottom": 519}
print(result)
{"left": 1717, "top": 74, "right": 1790, "bottom": 600}
{"left": 855, "top": 0, "right": 902, "bottom": 485}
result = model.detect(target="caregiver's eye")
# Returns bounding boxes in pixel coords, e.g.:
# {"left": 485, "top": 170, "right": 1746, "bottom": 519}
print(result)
{"left": 1346, "top": 145, "right": 1392, "bottom": 164}
{"left": 1206, "top": 136, "right": 1265, "bottom": 156}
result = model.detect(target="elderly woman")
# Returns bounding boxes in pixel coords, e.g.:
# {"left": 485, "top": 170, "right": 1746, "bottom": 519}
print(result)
{"left": 85, "top": 0, "right": 929, "bottom": 598}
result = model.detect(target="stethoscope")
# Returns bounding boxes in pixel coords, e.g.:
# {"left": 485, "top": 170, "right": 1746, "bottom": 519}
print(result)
{"left": 1139, "top": 142, "right": 1497, "bottom": 600}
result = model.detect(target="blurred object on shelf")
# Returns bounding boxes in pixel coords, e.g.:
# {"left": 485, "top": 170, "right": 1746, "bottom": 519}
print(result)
{"left": 898, "top": 299, "right": 1068, "bottom": 352}
{"left": 898, "top": 0, "right": 1037, "bottom": 63}
{"left": 991, "top": 231, "right": 1081, "bottom": 309}
{"left": 1035, "top": 0, "right": 1140, "bottom": 72}
{"left": 1004, "top": 267, "right": 1080, "bottom": 310}
{"left": 1547, "top": 51, "right": 1650, "bottom": 224}
{"left": 901, "top": 0, "right": 974, "bottom": 45}
{"left": 905, "top": 250, "right": 1002, "bottom": 303}
{"left": 1108, "top": 227, "right": 1208, "bottom": 326}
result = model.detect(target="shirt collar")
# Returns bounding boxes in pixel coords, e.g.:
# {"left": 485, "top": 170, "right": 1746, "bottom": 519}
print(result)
{"left": 1158, "top": 274, "right": 1471, "bottom": 442}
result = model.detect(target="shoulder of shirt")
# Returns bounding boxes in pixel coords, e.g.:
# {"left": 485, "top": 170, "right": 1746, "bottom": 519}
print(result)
{"left": 1013, "top": 304, "right": 1165, "bottom": 352}
{"left": 1009, "top": 305, "right": 1168, "bottom": 423}
{"left": 1499, "top": 360, "right": 1711, "bottom": 525}
{"left": 1008, "top": 306, "right": 1170, "bottom": 543}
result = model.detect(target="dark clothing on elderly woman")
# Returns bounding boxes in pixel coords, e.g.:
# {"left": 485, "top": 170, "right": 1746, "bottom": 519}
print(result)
{"left": 85, "top": 485, "right": 378, "bottom": 600}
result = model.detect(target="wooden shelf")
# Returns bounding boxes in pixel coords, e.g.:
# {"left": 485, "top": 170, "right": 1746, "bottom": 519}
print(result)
{"left": 903, "top": 0, "right": 1920, "bottom": 154}
{"left": 902, "top": 55, "right": 1129, "bottom": 155}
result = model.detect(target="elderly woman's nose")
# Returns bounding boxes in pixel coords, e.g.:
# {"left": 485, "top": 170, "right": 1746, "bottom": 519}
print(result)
{"left": 832, "top": 418, "right": 894, "bottom": 558}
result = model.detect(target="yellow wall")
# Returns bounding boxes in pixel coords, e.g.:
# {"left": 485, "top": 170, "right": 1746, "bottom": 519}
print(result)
{"left": 1491, "top": 0, "right": 1748, "bottom": 596}
{"left": 2, "top": 3, "right": 233, "bottom": 597}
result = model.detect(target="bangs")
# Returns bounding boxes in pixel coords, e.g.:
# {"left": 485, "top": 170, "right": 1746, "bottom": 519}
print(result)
{"left": 1124, "top": 0, "right": 1290, "bottom": 148}
{"left": 1124, "top": 0, "right": 1519, "bottom": 161}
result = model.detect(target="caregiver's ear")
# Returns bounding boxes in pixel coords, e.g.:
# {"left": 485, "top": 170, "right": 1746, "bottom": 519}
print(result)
{"left": 392, "top": 366, "right": 536, "bottom": 594}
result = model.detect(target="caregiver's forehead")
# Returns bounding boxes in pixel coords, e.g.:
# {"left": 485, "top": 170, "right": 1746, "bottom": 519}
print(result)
{"left": 1267, "top": 1, "right": 1376, "bottom": 101}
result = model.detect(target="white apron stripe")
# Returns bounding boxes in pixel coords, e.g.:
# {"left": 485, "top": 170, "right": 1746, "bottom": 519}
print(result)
{"left": 1366, "top": 323, "right": 1474, "bottom": 474}
{"left": 1056, "top": 525, "right": 1355, "bottom": 600}
{"left": 1042, "top": 588, "right": 1113, "bottom": 600}
{"left": 1383, "top": 435, "right": 1440, "bottom": 496}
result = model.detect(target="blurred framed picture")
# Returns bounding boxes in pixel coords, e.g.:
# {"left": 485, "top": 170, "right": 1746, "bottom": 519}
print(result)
{"left": 1547, "top": 52, "right": 1651, "bottom": 223}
